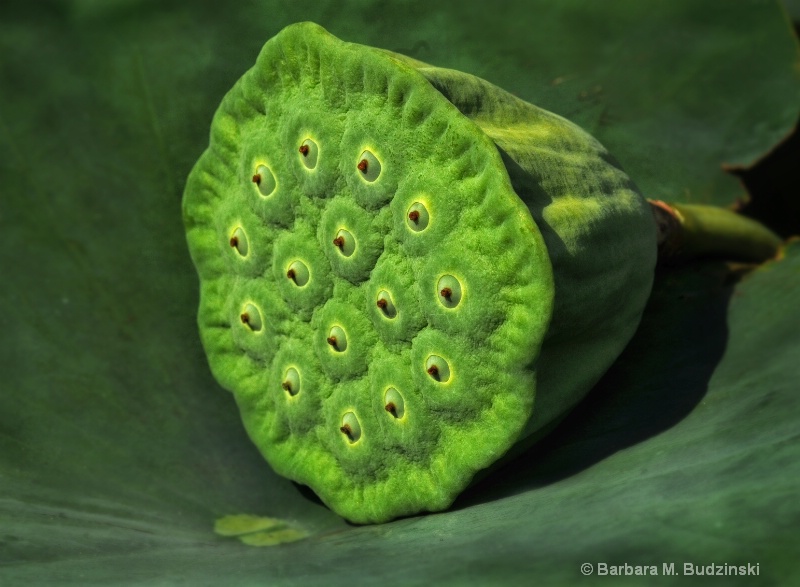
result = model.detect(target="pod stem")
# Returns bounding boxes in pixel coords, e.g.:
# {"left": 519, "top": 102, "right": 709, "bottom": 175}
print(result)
{"left": 649, "top": 200, "right": 783, "bottom": 263}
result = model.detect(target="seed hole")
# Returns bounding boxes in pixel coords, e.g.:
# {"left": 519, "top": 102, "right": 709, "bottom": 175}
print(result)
{"left": 340, "top": 411, "right": 361, "bottom": 443}
{"left": 299, "top": 139, "right": 319, "bottom": 169}
{"left": 357, "top": 150, "right": 381, "bottom": 182}
{"left": 253, "top": 164, "right": 277, "bottom": 197}
{"left": 286, "top": 260, "right": 310, "bottom": 287}
{"left": 425, "top": 354, "right": 451, "bottom": 383}
{"left": 376, "top": 290, "right": 397, "bottom": 319}
{"left": 332, "top": 228, "right": 356, "bottom": 257}
{"left": 281, "top": 367, "right": 300, "bottom": 397}
{"left": 327, "top": 325, "right": 348, "bottom": 352}
{"left": 406, "top": 202, "right": 429, "bottom": 232}
{"left": 229, "top": 227, "right": 249, "bottom": 257}
{"left": 384, "top": 387, "right": 405, "bottom": 419}
{"left": 437, "top": 275, "right": 462, "bottom": 309}
{"left": 239, "top": 303, "right": 263, "bottom": 332}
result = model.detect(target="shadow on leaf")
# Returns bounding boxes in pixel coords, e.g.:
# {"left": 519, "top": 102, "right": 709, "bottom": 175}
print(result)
{"left": 454, "top": 260, "right": 744, "bottom": 507}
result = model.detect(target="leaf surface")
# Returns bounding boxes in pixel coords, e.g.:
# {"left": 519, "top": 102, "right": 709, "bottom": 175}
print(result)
{"left": 1, "top": 1, "right": 798, "bottom": 584}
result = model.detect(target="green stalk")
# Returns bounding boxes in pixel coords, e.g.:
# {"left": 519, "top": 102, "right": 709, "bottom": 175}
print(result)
{"left": 649, "top": 200, "right": 783, "bottom": 263}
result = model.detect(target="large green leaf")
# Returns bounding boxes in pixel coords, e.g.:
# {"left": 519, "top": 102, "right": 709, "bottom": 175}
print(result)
{"left": 1, "top": 1, "right": 798, "bottom": 584}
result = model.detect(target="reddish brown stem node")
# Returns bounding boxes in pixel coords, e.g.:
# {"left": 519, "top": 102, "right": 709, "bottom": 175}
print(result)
{"left": 385, "top": 402, "right": 397, "bottom": 417}
{"left": 327, "top": 336, "right": 338, "bottom": 349}
{"left": 340, "top": 424, "right": 353, "bottom": 440}
{"left": 376, "top": 298, "right": 387, "bottom": 309}
{"left": 440, "top": 287, "right": 452, "bottom": 299}
{"left": 357, "top": 159, "right": 368, "bottom": 173}
{"left": 427, "top": 365, "right": 439, "bottom": 378}
{"left": 252, "top": 174, "right": 261, "bottom": 185}
{"left": 299, "top": 144, "right": 310, "bottom": 156}
{"left": 240, "top": 313, "right": 250, "bottom": 324}
{"left": 408, "top": 210, "right": 420, "bottom": 223}
{"left": 229, "top": 236, "right": 239, "bottom": 248}
{"left": 287, "top": 268, "right": 297, "bottom": 283}
{"left": 333, "top": 236, "right": 345, "bottom": 250}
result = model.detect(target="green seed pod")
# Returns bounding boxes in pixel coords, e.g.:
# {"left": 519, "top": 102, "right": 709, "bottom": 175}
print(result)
{"left": 182, "top": 22, "right": 657, "bottom": 524}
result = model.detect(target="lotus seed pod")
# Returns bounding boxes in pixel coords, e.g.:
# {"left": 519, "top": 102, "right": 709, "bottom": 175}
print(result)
{"left": 182, "top": 22, "right": 657, "bottom": 524}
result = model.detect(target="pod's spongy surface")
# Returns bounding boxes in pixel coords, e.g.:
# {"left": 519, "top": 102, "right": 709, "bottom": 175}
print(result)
{"left": 183, "top": 22, "right": 553, "bottom": 523}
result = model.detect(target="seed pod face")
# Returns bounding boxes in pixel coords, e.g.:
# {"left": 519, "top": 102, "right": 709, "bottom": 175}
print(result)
{"left": 183, "top": 23, "right": 655, "bottom": 523}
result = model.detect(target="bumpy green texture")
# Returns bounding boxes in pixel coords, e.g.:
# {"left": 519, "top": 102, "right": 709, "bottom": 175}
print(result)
{"left": 183, "top": 22, "right": 657, "bottom": 523}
